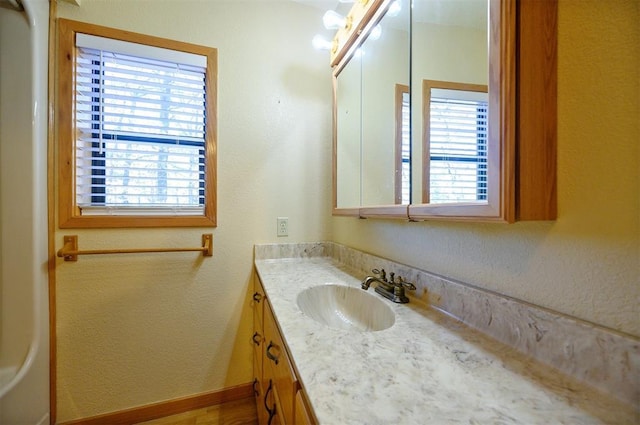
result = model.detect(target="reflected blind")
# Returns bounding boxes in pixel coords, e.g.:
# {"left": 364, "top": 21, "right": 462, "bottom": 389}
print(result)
{"left": 400, "top": 91, "right": 410, "bottom": 204}
{"left": 429, "top": 91, "right": 487, "bottom": 203}
{"left": 74, "top": 35, "right": 207, "bottom": 215}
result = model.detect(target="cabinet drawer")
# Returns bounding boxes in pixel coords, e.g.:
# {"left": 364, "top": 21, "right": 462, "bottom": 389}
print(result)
{"left": 264, "top": 302, "right": 298, "bottom": 424}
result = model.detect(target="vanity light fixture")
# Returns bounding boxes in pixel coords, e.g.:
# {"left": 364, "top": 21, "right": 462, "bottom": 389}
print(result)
{"left": 314, "top": 7, "right": 353, "bottom": 51}
{"left": 313, "top": 10, "right": 380, "bottom": 52}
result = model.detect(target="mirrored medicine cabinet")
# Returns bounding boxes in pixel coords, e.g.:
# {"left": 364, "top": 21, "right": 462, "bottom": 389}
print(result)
{"left": 331, "top": 0, "right": 557, "bottom": 222}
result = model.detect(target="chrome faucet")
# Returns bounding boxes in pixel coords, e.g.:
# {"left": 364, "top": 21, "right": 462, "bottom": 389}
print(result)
{"left": 361, "top": 268, "right": 416, "bottom": 304}
{"left": 361, "top": 268, "right": 389, "bottom": 290}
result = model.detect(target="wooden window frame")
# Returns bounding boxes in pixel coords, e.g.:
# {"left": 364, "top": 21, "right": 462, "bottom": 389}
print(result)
{"left": 57, "top": 19, "right": 217, "bottom": 228}
{"left": 423, "top": 80, "right": 489, "bottom": 204}
{"left": 394, "top": 83, "right": 410, "bottom": 205}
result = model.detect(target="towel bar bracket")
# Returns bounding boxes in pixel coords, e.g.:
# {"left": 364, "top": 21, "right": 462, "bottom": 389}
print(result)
{"left": 202, "top": 233, "right": 213, "bottom": 256}
{"left": 62, "top": 235, "right": 78, "bottom": 262}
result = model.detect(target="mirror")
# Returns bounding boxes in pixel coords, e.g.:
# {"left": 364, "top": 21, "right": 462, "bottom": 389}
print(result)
{"left": 410, "top": 0, "right": 489, "bottom": 205}
{"left": 333, "top": 0, "right": 410, "bottom": 212}
{"left": 333, "top": 0, "right": 514, "bottom": 221}
{"left": 360, "top": 1, "right": 410, "bottom": 206}
{"left": 335, "top": 50, "right": 362, "bottom": 209}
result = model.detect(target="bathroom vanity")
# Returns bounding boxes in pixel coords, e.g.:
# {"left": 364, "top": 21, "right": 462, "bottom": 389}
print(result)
{"left": 252, "top": 243, "right": 638, "bottom": 424}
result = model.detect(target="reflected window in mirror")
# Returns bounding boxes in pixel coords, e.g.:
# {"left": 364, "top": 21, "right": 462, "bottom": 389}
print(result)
{"left": 395, "top": 84, "right": 410, "bottom": 204}
{"left": 423, "top": 80, "right": 488, "bottom": 204}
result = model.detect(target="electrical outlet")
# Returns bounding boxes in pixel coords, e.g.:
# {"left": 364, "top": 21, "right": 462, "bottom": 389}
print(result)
{"left": 277, "top": 217, "right": 288, "bottom": 237}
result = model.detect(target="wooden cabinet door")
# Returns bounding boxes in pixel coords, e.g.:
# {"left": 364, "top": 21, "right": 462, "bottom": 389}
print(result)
{"left": 263, "top": 378, "right": 284, "bottom": 425}
{"left": 254, "top": 273, "right": 317, "bottom": 424}
{"left": 294, "top": 390, "right": 317, "bottom": 425}
{"left": 264, "top": 302, "right": 298, "bottom": 424}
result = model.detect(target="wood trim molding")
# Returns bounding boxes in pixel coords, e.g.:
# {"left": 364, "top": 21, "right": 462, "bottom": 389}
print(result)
{"left": 394, "top": 84, "right": 409, "bottom": 205}
{"left": 56, "top": 19, "right": 217, "bottom": 229}
{"left": 48, "top": 1, "right": 59, "bottom": 424}
{"left": 516, "top": 0, "right": 558, "bottom": 220}
{"left": 58, "top": 383, "right": 254, "bottom": 425}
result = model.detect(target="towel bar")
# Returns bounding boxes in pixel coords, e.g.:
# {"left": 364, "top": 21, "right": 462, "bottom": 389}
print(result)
{"left": 56, "top": 234, "right": 213, "bottom": 261}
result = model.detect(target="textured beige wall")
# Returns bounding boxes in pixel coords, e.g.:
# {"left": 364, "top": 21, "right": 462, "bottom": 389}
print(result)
{"left": 333, "top": 0, "right": 640, "bottom": 337}
{"left": 54, "top": 1, "right": 333, "bottom": 421}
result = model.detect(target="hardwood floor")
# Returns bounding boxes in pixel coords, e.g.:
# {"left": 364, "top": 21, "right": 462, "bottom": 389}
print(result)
{"left": 134, "top": 397, "right": 258, "bottom": 425}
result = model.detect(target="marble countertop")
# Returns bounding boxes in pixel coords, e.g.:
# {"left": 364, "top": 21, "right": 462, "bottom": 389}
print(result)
{"left": 255, "top": 257, "right": 638, "bottom": 425}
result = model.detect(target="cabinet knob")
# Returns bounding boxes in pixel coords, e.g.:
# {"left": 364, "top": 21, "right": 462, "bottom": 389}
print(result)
{"left": 252, "top": 378, "right": 259, "bottom": 396}
{"left": 253, "top": 292, "right": 263, "bottom": 302}
{"left": 252, "top": 332, "right": 262, "bottom": 346}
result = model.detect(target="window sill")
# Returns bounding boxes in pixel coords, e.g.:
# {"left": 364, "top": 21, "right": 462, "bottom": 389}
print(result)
{"left": 59, "top": 214, "right": 216, "bottom": 229}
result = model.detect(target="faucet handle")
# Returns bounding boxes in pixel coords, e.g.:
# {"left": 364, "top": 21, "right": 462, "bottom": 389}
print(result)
{"left": 396, "top": 276, "right": 416, "bottom": 290}
{"left": 371, "top": 268, "right": 386, "bottom": 280}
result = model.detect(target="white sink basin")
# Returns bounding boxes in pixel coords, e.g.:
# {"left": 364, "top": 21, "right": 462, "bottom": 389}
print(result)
{"left": 296, "top": 284, "right": 395, "bottom": 332}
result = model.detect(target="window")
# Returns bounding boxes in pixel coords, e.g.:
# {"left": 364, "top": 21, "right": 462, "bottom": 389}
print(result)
{"left": 394, "top": 84, "right": 410, "bottom": 204}
{"left": 57, "top": 19, "right": 217, "bottom": 228}
{"left": 424, "top": 81, "right": 488, "bottom": 204}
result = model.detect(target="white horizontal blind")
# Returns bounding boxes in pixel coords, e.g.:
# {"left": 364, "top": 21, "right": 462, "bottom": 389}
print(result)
{"left": 400, "top": 91, "right": 410, "bottom": 204}
{"left": 74, "top": 37, "right": 207, "bottom": 215}
{"left": 429, "top": 90, "right": 488, "bottom": 203}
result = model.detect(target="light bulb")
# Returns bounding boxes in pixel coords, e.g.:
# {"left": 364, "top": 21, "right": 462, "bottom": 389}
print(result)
{"left": 369, "top": 24, "right": 382, "bottom": 40}
{"left": 323, "top": 10, "right": 346, "bottom": 30}
{"left": 312, "top": 35, "right": 333, "bottom": 51}
{"left": 387, "top": 0, "right": 402, "bottom": 17}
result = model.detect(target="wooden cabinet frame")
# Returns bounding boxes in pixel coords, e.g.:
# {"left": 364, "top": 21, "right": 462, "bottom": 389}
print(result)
{"left": 332, "top": 0, "right": 557, "bottom": 222}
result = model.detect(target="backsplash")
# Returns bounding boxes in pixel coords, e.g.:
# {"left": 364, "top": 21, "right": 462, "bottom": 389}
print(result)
{"left": 254, "top": 242, "right": 639, "bottom": 408}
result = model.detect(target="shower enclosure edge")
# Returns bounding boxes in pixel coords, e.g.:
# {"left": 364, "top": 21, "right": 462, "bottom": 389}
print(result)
{"left": 0, "top": 0, "right": 51, "bottom": 423}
